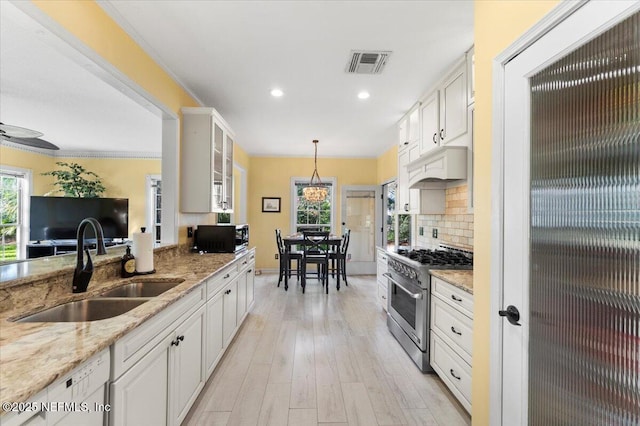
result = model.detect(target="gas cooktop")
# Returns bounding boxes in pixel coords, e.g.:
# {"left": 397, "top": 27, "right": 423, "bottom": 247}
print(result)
{"left": 390, "top": 247, "right": 473, "bottom": 270}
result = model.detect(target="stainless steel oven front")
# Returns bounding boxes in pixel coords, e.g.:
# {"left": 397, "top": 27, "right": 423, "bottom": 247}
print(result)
{"left": 384, "top": 272, "right": 429, "bottom": 352}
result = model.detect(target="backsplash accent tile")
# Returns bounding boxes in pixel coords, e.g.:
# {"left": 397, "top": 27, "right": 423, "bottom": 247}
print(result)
{"left": 416, "top": 184, "right": 473, "bottom": 250}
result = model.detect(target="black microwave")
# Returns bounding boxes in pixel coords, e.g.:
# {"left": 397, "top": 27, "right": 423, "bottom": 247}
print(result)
{"left": 193, "top": 224, "right": 249, "bottom": 253}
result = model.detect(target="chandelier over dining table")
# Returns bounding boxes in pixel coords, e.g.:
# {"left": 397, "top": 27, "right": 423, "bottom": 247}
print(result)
{"left": 303, "top": 139, "right": 328, "bottom": 203}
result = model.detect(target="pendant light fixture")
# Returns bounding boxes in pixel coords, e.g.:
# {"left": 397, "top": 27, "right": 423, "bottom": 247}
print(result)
{"left": 303, "top": 139, "right": 328, "bottom": 203}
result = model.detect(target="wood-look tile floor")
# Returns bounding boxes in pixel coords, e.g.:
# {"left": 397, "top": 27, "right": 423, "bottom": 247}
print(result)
{"left": 183, "top": 273, "right": 471, "bottom": 426}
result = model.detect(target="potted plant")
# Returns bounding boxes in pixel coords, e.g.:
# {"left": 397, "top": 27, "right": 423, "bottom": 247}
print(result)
{"left": 42, "top": 161, "right": 105, "bottom": 197}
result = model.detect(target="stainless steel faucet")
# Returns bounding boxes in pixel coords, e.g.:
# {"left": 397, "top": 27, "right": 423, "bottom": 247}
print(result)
{"left": 72, "top": 218, "right": 107, "bottom": 293}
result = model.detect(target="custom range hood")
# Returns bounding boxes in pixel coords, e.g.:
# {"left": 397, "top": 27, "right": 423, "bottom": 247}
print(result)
{"left": 408, "top": 146, "right": 467, "bottom": 189}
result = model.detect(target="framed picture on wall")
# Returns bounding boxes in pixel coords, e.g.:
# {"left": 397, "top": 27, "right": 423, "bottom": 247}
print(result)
{"left": 262, "top": 197, "right": 281, "bottom": 213}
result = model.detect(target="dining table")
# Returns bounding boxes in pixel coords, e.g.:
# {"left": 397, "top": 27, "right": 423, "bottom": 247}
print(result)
{"left": 282, "top": 233, "right": 343, "bottom": 291}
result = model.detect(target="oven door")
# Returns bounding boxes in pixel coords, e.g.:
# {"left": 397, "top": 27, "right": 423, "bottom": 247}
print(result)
{"left": 385, "top": 272, "right": 428, "bottom": 351}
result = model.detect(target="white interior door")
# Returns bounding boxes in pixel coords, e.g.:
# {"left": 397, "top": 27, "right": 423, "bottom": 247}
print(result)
{"left": 498, "top": 1, "right": 640, "bottom": 424}
{"left": 340, "top": 186, "right": 381, "bottom": 274}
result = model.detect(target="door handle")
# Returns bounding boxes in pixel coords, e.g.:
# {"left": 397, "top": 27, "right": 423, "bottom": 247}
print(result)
{"left": 498, "top": 305, "right": 521, "bottom": 326}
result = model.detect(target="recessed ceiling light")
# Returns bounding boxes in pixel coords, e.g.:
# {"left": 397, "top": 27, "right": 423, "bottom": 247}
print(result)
{"left": 271, "top": 88, "right": 284, "bottom": 97}
{"left": 358, "top": 91, "right": 370, "bottom": 99}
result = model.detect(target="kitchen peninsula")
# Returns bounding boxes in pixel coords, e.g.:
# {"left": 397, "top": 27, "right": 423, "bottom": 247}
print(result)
{"left": 0, "top": 244, "right": 255, "bottom": 425}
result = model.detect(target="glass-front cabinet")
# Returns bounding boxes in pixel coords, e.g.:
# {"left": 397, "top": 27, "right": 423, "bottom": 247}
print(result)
{"left": 181, "top": 107, "right": 234, "bottom": 213}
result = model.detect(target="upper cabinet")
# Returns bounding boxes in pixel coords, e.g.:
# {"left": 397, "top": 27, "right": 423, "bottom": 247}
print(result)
{"left": 419, "top": 59, "right": 468, "bottom": 156}
{"left": 398, "top": 104, "right": 420, "bottom": 149}
{"left": 181, "top": 107, "right": 234, "bottom": 213}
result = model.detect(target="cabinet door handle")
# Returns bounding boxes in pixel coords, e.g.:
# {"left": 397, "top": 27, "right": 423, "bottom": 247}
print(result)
{"left": 382, "top": 295, "right": 386, "bottom": 300}
{"left": 403, "top": 141, "right": 409, "bottom": 145}
{"left": 224, "top": 273, "right": 230, "bottom": 279}
{"left": 451, "top": 326, "right": 462, "bottom": 336}
{"left": 440, "top": 129, "right": 445, "bottom": 140}
{"left": 450, "top": 369, "right": 461, "bottom": 380}
{"left": 226, "top": 289, "right": 232, "bottom": 295}
{"left": 177, "top": 335, "right": 185, "bottom": 342}
{"left": 171, "top": 339, "right": 180, "bottom": 347}
{"left": 451, "top": 294, "right": 462, "bottom": 302}
{"left": 432, "top": 132, "right": 438, "bottom": 144}
{"left": 247, "top": 269, "right": 253, "bottom": 273}
{"left": 243, "top": 261, "right": 248, "bottom": 265}
{"left": 404, "top": 203, "right": 409, "bottom": 212}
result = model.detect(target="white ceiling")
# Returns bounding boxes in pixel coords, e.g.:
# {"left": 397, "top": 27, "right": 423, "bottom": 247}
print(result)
{"left": 0, "top": 1, "right": 474, "bottom": 158}
{"left": 0, "top": 2, "right": 162, "bottom": 155}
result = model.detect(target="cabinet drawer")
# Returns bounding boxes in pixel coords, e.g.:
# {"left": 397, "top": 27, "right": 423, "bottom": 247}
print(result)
{"left": 378, "top": 282, "right": 388, "bottom": 311}
{"left": 238, "top": 250, "right": 256, "bottom": 273}
{"left": 207, "top": 263, "right": 239, "bottom": 299}
{"left": 430, "top": 333, "right": 471, "bottom": 413}
{"left": 432, "top": 276, "right": 473, "bottom": 316}
{"left": 431, "top": 296, "right": 473, "bottom": 363}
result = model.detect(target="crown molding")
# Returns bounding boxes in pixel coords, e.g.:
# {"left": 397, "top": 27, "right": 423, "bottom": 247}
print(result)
{"left": 1, "top": 140, "right": 161, "bottom": 159}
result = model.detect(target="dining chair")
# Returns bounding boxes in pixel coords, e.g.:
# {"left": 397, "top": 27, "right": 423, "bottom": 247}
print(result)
{"left": 329, "top": 229, "right": 350, "bottom": 286}
{"left": 276, "top": 229, "right": 301, "bottom": 290}
{"left": 301, "top": 230, "right": 330, "bottom": 294}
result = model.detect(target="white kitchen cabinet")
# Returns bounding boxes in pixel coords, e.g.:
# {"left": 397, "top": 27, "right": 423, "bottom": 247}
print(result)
{"left": 376, "top": 248, "right": 389, "bottom": 311}
{"left": 172, "top": 305, "right": 206, "bottom": 425}
{"left": 397, "top": 141, "right": 421, "bottom": 214}
{"left": 107, "top": 253, "right": 256, "bottom": 426}
{"left": 239, "top": 250, "right": 256, "bottom": 314}
{"left": 398, "top": 104, "right": 420, "bottom": 149}
{"left": 236, "top": 270, "right": 247, "bottom": 325}
{"left": 111, "top": 305, "right": 206, "bottom": 426}
{"left": 245, "top": 263, "right": 255, "bottom": 309}
{"left": 430, "top": 276, "right": 473, "bottom": 413}
{"left": 110, "top": 335, "right": 171, "bottom": 426}
{"left": 205, "top": 289, "right": 224, "bottom": 378}
{"left": 110, "top": 287, "right": 205, "bottom": 426}
{"left": 222, "top": 279, "right": 238, "bottom": 347}
{"left": 181, "top": 107, "right": 234, "bottom": 213}
{"left": 419, "top": 91, "right": 440, "bottom": 155}
{"left": 419, "top": 60, "right": 469, "bottom": 157}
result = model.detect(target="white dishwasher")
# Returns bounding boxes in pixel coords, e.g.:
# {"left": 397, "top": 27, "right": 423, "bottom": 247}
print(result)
{"left": 2, "top": 349, "right": 110, "bottom": 426}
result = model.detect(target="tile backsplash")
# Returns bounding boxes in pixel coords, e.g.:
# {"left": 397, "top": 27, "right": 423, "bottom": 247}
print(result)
{"left": 415, "top": 183, "right": 473, "bottom": 250}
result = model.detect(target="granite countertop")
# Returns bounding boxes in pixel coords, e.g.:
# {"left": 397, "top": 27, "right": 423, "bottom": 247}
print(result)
{"left": 0, "top": 249, "right": 246, "bottom": 409}
{"left": 430, "top": 269, "right": 473, "bottom": 294}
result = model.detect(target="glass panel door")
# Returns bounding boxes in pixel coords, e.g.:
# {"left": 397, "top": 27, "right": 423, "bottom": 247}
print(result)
{"left": 341, "top": 186, "right": 379, "bottom": 274}
{"left": 528, "top": 12, "right": 639, "bottom": 425}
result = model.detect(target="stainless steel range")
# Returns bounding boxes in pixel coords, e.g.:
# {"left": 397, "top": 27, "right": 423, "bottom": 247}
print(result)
{"left": 384, "top": 245, "right": 472, "bottom": 372}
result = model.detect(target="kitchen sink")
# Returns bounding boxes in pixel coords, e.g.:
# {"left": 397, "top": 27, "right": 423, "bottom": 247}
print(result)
{"left": 15, "top": 298, "right": 149, "bottom": 323}
{"left": 98, "top": 278, "right": 185, "bottom": 298}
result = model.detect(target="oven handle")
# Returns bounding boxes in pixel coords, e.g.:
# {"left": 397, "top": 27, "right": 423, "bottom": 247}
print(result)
{"left": 383, "top": 273, "right": 423, "bottom": 299}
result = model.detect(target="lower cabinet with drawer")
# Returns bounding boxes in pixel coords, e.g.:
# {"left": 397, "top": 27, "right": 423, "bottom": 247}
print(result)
{"left": 109, "top": 248, "right": 256, "bottom": 426}
{"left": 429, "top": 275, "right": 473, "bottom": 413}
{"left": 109, "top": 287, "right": 206, "bottom": 426}
{"left": 376, "top": 248, "right": 389, "bottom": 311}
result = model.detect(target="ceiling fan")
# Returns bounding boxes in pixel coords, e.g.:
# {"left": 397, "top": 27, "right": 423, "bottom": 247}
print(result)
{"left": 0, "top": 122, "right": 59, "bottom": 150}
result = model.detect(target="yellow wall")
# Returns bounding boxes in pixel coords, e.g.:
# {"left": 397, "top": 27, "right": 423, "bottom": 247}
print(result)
{"left": 55, "top": 157, "right": 161, "bottom": 236}
{"left": 473, "top": 1, "right": 560, "bottom": 424}
{"left": 248, "top": 156, "right": 378, "bottom": 270}
{"left": 0, "top": 146, "right": 54, "bottom": 194}
{"left": 30, "top": 1, "right": 255, "bottom": 243}
{"left": 32, "top": 0, "right": 198, "bottom": 114}
{"left": 377, "top": 144, "right": 398, "bottom": 184}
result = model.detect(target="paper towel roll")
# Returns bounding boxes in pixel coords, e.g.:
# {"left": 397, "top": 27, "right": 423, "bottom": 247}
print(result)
{"left": 132, "top": 229, "right": 154, "bottom": 273}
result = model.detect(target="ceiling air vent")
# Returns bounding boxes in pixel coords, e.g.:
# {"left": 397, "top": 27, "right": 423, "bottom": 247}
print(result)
{"left": 345, "top": 50, "right": 391, "bottom": 74}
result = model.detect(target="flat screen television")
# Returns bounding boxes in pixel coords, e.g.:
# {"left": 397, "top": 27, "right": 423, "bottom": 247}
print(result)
{"left": 30, "top": 196, "right": 129, "bottom": 241}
